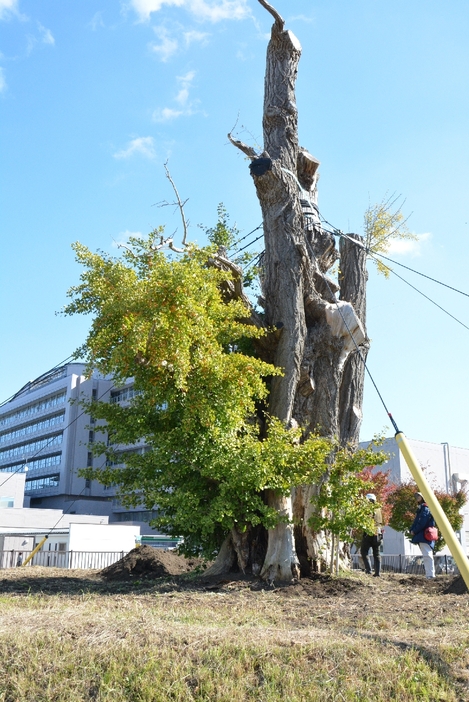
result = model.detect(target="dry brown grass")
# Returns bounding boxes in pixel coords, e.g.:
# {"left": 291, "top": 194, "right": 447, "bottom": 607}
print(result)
{"left": 0, "top": 567, "right": 468, "bottom": 701}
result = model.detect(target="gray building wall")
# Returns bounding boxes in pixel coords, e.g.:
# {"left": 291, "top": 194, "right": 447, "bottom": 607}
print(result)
{"left": 0, "top": 363, "right": 113, "bottom": 515}
{"left": 0, "top": 364, "right": 160, "bottom": 535}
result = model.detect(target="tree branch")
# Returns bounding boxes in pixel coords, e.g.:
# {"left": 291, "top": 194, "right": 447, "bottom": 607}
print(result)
{"left": 257, "top": 0, "right": 284, "bottom": 27}
{"left": 227, "top": 132, "right": 259, "bottom": 160}
{"left": 162, "top": 161, "right": 189, "bottom": 248}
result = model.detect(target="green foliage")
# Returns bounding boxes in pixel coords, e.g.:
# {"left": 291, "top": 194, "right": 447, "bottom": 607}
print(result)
{"left": 64, "top": 230, "right": 336, "bottom": 557}
{"left": 204, "top": 203, "right": 239, "bottom": 249}
{"left": 91, "top": 415, "right": 333, "bottom": 556}
{"left": 203, "top": 204, "right": 260, "bottom": 290}
{"left": 64, "top": 220, "right": 398, "bottom": 558}
{"left": 387, "top": 480, "right": 467, "bottom": 553}
{"left": 308, "top": 441, "right": 388, "bottom": 543}
{"left": 364, "top": 194, "right": 418, "bottom": 277}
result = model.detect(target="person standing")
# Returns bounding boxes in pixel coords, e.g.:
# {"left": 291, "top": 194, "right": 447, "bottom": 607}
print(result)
{"left": 360, "top": 493, "right": 384, "bottom": 577}
{"left": 410, "top": 492, "right": 435, "bottom": 579}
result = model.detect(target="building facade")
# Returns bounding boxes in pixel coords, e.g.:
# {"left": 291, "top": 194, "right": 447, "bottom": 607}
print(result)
{"left": 0, "top": 363, "right": 158, "bottom": 534}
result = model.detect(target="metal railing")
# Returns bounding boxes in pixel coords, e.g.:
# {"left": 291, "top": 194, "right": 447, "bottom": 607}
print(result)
{"left": 0, "top": 549, "right": 461, "bottom": 574}
{"left": 0, "top": 549, "right": 127, "bottom": 570}
{"left": 351, "top": 553, "right": 460, "bottom": 575}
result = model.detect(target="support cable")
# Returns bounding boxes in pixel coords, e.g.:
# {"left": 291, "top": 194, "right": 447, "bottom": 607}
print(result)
{"left": 324, "top": 227, "right": 469, "bottom": 332}
{"left": 231, "top": 232, "right": 264, "bottom": 256}
{"left": 227, "top": 224, "right": 263, "bottom": 252}
{"left": 365, "top": 251, "right": 469, "bottom": 332}
{"left": 318, "top": 212, "right": 469, "bottom": 301}
{"left": 243, "top": 250, "right": 264, "bottom": 272}
{"left": 369, "top": 251, "right": 469, "bottom": 300}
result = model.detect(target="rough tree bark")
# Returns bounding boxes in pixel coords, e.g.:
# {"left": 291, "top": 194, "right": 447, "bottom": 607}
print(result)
{"left": 208, "top": 0, "right": 369, "bottom": 581}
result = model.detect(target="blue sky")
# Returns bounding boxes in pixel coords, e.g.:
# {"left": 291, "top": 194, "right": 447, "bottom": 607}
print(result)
{"left": 1, "top": 0, "right": 468, "bottom": 448}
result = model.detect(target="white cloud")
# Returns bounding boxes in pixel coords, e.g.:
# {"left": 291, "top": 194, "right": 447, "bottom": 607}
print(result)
{"left": 25, "top": 23, "right": 55, "bottom": 55}
{"left": 0, "top": 0, "right": 19, "bottom": 20}
{"left": 150, "top": 26, "right": 209, "bottom": 62}
{"left": 0, "top": 67, "right": 6, "bottom": 92}
{"left": 289, "top": 14, "right": 315, "bottom": 24}
{"left": 150, "top": 26, "right": 179, "bottom": 62}
{"left": 183, "top": 29, "right": 209, "bottom": 46}
{"left": 387, "top": 232, "right": 431, "bottom": 256}
{"left": 188, "top": 0, "right": 249, "bottom": 22}
{"left": 130, "top": 0, "right": 250, "bottom": 23}
{"left": 152, "top": 70, "right": 197, "bottom": 121}
{"left": 89, "top": 12, "right": 105, "bottom": 31}
{"left": 175, "top": 69, "right": 195, "bottom": 103}
{"left": 38, "top": 23, "right": 54, "bottom": 45}
{"left": 129, "top": 0, "right": 185, "bottom": 22}
{"left": 25, "top": 35, "right": 35, "bottom": 56}
{"left": 113, "top": 136, "right": 157, "bottom": 159}
{"left": 175, "top": 86, "right": 189, "bottom": 104}
{"left": 153, "top": 106, "right": 184, "bottom": 122}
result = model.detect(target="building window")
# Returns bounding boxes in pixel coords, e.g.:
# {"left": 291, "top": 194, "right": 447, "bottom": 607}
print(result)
{"left": 0, "top": 391, "right": 67, "bottom": 428}
{"left": 110, "top": 386, "right": 142, "bottom": 404}
{"left": 0, "top": 497, "right": 14, "bottom": 508}
{"left": 0, "top": 433, "right": 63, "bottom": 463}
{"left": 0, "top": 412, "right": 65, "bottom": 444}
{"left": 25, "top": 474, "right": 60, "bottom": 491}
{"left": 0, "top": 453, "right": 62, "bottom": 474}
{"left": 106, "top": 446, "right": 148, "bottom": 467}
{"left": 87, "top": 452, "right": 93, "bottom": 468}
{"left": 114, "top": 510, "right": 159, "bottom": 522}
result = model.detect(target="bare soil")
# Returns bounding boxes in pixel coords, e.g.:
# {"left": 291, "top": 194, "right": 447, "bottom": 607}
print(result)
{"left": 0, "top": 545, "right": 467, "bottom": 601}
{"left": 100, "top": 544, "right": 204, "bottom": 580}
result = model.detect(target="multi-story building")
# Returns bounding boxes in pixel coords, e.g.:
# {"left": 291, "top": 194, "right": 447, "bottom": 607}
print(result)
{"left": 0, "top": 363, "right": 159, "bottom": 534}
{"left": 0, "top": 363, "right": 112, "bottom": 513}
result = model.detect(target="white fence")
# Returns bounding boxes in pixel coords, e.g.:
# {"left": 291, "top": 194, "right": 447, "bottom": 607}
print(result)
{"left": 1, "top": 549, "right": 126, "bottom": 570}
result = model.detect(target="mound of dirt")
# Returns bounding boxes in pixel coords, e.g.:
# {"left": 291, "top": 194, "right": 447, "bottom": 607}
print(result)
{"left": 444, "top": 575, "right": 469, "bottom": 595}
{"left": 100, "top": 546, "right": 204, "bottom": 581}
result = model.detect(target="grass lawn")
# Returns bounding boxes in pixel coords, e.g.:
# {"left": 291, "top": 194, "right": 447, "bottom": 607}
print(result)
{"left": 0, "top": 566, "right": 468, "bottom": 701}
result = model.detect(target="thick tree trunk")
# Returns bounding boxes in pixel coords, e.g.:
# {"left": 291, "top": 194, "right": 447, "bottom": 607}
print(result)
{"left": 203, "top": 524, "right": 268, "bottom": 578}
{"left": 228, "top": 0, "right": 369, "bottom": 579}
{"left": 260, "top": 491, "right": 300, "bottom": 582}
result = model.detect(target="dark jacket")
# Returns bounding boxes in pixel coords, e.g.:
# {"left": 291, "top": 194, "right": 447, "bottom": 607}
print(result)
{"left": 410, "top": 502, "right": 435, "bottom": 548}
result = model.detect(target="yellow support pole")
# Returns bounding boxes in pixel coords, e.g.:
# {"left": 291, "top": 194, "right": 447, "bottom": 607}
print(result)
{"left": 395, "top": 432, "right": 469, "bottom": 590}
{"left": 22, "top": 535, "right": 48, "bottom": 567}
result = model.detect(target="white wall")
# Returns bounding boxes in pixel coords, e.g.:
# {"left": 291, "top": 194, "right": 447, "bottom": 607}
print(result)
{"left": 0, "top": 508, "right": 109, "bottom": 532}
{"left": 0, "top": 472, "right": 26, "bottom": 508}
{"left": 68, "top": 523, "right": 140, "bottom": 553}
